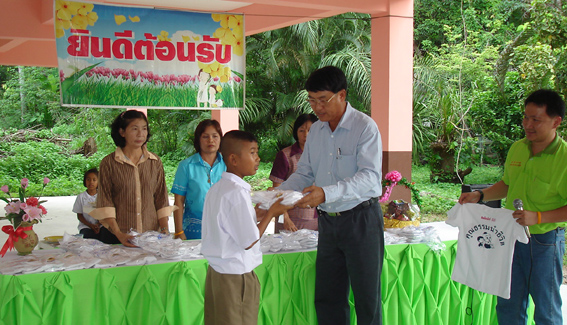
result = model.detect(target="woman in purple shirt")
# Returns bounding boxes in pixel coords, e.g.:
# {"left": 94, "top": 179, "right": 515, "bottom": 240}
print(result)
{"left": 269, "top": 114, "right": 318, "bottom": 232}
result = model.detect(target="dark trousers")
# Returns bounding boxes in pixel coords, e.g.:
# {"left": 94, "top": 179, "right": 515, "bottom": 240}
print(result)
{"left": 79, "top": 226, "right": 121, "bottom": 244}
{"left": 315, "top": 203, "right": 384, "bottom": 325}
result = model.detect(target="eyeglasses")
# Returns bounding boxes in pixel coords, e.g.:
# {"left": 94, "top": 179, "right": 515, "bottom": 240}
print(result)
{"left": 306, "top": 93, "right": 337, "bottom": 107}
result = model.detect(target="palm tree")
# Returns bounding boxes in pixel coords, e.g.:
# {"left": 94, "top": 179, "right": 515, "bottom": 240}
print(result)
{"left": 244, "top": 13, "right": 372, "bottom": 147}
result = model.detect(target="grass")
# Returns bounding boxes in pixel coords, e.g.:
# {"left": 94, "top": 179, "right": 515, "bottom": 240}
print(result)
{"left": 412, "top": 164, "right": 504, "bottom": 222}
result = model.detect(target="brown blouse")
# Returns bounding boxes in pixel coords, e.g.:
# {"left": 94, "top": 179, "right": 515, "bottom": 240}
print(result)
{"left": 91, "top": 146, "right": 175, "bottom": 233}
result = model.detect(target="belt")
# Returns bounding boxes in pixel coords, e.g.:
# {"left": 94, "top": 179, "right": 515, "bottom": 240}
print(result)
{"left": 318, "top": 198, "right": 379, "bottom": 217}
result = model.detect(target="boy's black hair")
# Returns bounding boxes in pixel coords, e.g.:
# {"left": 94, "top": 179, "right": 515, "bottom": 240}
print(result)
{"left": 83, "top": 168, "right": 98, "bottom": 187}
{"left": 110, "top": 110, "right": 151, "bottom": 148}
{"left": 525, "top": 89, "right": 565, "bottom": 120}
{"left": 305, "top": 66, "right": 347, "bottom": 94}
{"left": 220, "top": 130, "right": 257, "bottom": 163}
{"left": 293, "top": 113, "right": 318, "bottom": 142}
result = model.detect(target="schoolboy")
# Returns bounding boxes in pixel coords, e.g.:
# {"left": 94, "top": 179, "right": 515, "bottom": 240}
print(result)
{"left": 201, "top": 130, "right": 292, "bottom": 325}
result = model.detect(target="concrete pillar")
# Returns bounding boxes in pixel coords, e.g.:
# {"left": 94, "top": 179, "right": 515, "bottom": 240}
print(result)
{"left": 371, "top": 0, "right": 414, "bottom": 202}
{"left": 211, "top": 110, "right": 240, "bottom": 134}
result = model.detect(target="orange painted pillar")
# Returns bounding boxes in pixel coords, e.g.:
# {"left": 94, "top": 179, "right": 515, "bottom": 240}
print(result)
{"left": 371, "top": 0, "right": 414, "bottom": 202}
{"left": 211, "top": 109, "right": 240, "bottom": 134}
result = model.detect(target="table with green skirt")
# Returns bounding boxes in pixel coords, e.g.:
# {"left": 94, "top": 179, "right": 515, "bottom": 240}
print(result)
{"left": 0, "top": 240, "right": 536, "bottom": 324}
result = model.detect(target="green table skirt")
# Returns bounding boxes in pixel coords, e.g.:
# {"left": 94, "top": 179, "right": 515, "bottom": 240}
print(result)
{"left": 0, "top": 241, "right": 535, "bottom": 324}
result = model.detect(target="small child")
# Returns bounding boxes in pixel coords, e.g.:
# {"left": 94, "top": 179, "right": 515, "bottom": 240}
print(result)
{"left": 201, "top": 130, "right": 292, "bottom": 325}
{"left": 73, "top": 168, "right": 115, "bottom": 242}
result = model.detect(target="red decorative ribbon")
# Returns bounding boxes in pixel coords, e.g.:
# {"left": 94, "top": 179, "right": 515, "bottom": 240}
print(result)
{"left": 1, "top": 225, "right": 32, "bottom": 257}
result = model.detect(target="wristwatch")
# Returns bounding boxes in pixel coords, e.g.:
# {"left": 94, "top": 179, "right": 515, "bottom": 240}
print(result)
{"left": 475, "top": 190, "right": 484, "bottom": 203}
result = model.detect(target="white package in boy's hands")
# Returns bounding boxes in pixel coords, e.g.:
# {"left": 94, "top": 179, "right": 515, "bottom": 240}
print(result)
{"left": 251, "top": 190, "right": 304, "bottom": 209}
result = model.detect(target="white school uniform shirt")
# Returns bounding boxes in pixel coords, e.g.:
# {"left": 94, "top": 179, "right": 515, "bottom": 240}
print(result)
{"left": 201, "top": 172, "right": 262, "bottom": 274}
{"left": 73, "top": 191, "right": 98, "bottom": 231}
{"left": 446, "top": 203, "right": 529, "bottom": 299}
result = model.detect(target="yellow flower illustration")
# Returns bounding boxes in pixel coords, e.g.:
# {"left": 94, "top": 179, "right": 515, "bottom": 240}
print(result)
{"left": 86, "top": 11, "right": 98, "bottom": 26}
{"left": 219, "top": 15, "right": 233, "bottom": 29}
{"left": 55, "top": 17, "right": 71, "bottom": 30}
{"left": 211, "top": 13, "right": 244, "bottom": 56}
{"left": 55, "top": 27, "right": 65, "bottom": 38}
{"left": 232, "top": 39, "right": 244, "bottom": 56}
{"left": 71, "top": 14, "right": 89, "bottom": 30}
{"left": 216, "top": 85, "right": 223, "bottom": 93}
{"left": 227, "top": 15, "right": 243, "bottom": 38}
{"left": 115, "top": 14, "right": 127, "bottom": 26}
{"left": 213, "top": 27, "right": 232, "bottom": 40}
{"left": 208, "top": 62, "right": 222, "bottom": 78}
{"left": 198, "top": 62, "right": 231, "bottom": 82}
{"left": 182, "top": 35, "right": 191, "bottom": 43}
{"left": 157, "top": 31, "right": 171, "bottom": 42}
{"left": 76, "top": 2, "right": 94, "bottom": 16}
{"left": 211, "top": 13, "right": 226, "bottom": 22}
{"left": 220, "top": 66, "right": 231, "bottom": 83}
{"left": 129, "top": 15, "right": 140, "bottom": 22}
{"left": 56, "top": 1, "right": 81, "bottom": 21}
{"left": 54, "top": 0, "right": 97, "bottom": 37}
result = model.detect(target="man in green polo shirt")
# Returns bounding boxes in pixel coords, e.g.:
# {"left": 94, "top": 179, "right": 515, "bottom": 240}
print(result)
{"left": 459, "top": 89, "right": 566, "bottom": 324}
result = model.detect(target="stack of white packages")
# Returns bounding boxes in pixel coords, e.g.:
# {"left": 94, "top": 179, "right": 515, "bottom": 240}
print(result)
{"left": 384, "top": 225, "right": 446, "bottom": 253}
{"left": 59, "top": 233, "right": 157, "bottom": 267}
{"left": 0, "top": 249, "right": 102, "bottom": 275}
{"left": 260, "top": 229, "right": 318, "bottom": 253}
{"left": 384, "top": 231, "right": 408, "bottom": 245}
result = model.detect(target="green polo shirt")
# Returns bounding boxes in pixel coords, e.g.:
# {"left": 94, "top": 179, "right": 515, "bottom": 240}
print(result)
{"left": 502, "top": 134, "right": 567, "bottom": 234}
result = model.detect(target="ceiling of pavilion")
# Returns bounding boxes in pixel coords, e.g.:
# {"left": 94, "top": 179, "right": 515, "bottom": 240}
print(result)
{"left": 0, "top": 0, "right": 392, "bottom": 67}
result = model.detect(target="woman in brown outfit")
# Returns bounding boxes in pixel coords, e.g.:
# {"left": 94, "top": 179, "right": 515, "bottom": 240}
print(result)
{"left": 91, "top": 110, "right": 175, "bottom": 246}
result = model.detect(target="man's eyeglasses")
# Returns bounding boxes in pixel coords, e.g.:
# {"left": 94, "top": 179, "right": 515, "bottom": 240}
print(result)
{"left": 306, "top": 93, "right": 337, "bottom": 107}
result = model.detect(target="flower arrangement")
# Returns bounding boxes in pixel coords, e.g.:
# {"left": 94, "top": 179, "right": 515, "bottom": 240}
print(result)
{"left": 379, "top": 170, "right": 422, "bottom": 209}
{"left": 1, "top": 178, "right": 50, "bottom": 257}
{"left": 1, "top": 177, "right": 50, "bottom": 228}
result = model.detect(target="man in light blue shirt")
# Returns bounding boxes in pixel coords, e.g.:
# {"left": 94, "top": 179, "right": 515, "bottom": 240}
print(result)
{"left": 278, "top": 66, "right": 384, "bottom": 324}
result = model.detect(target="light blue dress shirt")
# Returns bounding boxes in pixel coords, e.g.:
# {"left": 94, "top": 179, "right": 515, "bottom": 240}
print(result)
{"left": 171, "top": 152, "right": 226, "bottom": 238}
{"left": 278, "top": 102, "right": 382, "bottom": 213}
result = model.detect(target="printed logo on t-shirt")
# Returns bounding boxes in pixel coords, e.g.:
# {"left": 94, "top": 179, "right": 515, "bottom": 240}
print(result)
{"left": 477, "top": 232, "right": 494, "bottom": 249}
{"left": 510, "top": 161, "right": 522, "bottom": 167}
{"left": 465, "top": 221, "right": 506, "bottom": 247}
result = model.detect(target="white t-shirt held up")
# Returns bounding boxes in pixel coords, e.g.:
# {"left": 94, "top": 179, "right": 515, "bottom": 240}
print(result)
{"left": 446, "top": 203, "right": 529, "bottom": 299}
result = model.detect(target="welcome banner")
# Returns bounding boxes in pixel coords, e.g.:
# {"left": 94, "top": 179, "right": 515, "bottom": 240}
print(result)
{"left": 54, "top": 0, "right": 245, "bottom": 109}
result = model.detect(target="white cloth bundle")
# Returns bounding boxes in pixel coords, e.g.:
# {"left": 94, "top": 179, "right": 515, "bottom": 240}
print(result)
{"left": 251, "top": 190, "right": 305, "bottom": 209}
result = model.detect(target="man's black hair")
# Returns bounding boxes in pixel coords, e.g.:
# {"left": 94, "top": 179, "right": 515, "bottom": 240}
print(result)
{"left": 525, "top": 89, "right": 565, "bottom": 120}
{"left": 305, "top": 66, "right": 347, "bottom": 94}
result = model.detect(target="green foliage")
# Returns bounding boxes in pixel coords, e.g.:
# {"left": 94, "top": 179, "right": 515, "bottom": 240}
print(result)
{"left": 413, "top": 164, "right": 504, "bottom": 221}
{"left": 244, "top": 12, "right": 372, "bottom": 144}
{"left": 0, "top": 140, "right": 104, "bottom": 196}
{"left": 0, "top": 67, "right": 62, "bottom": 129}
{"left": 244, "top": 162, "right": 273, "bottom": 191}
{"left": 256, "top": 131, "right": 280, "bottom": 162}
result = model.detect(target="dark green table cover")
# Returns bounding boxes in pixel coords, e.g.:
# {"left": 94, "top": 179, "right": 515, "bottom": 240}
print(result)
{"left": 0, "top": 240, "right": 535, "bottom": 324}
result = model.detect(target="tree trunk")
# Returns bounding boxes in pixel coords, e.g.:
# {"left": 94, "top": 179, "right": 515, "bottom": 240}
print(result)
{"left": 18, "top": 66, "right": 25, "bottom": 123}
{"left": 429, "top": 141, "right": 472, "bottom": 183}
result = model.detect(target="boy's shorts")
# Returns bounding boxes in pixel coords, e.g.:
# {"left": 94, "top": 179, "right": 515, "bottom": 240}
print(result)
{"left": 204, "top": 265, "right": 260, "bottom": 325}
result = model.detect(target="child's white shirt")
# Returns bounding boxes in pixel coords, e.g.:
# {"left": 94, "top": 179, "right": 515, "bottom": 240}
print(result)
{"left": 73, "top": 191, "right": 98, "bottom": 231}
